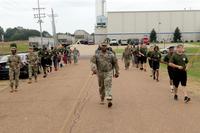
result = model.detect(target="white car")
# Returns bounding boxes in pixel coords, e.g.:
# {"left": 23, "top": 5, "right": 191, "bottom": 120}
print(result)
{"left": 121, "top": 39, "right": 128, "bottom": 45}
{"left": 110, "top": 39, "right": 119, "bottom": 46}
{"left": 160, "top": 46, "right": 176, "bottom": 54}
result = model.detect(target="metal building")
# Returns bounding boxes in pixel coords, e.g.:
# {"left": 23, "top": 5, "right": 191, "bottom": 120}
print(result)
{"left": 95, "top": 10, "right": 200, "bottom": 43}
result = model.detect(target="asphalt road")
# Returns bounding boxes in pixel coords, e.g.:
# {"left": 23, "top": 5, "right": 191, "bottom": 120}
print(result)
{"left": 0, "top": 59, "right": 200, "bottom": 133}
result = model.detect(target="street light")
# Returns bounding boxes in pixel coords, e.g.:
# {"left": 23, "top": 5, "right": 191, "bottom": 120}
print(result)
{"left": 158, "top": 22, "right": 162, "bottom": 43}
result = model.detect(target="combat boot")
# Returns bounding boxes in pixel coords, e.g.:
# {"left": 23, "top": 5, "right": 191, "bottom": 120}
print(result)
{"left": 28, "top": 79, "right": 32, "bottom": 84}
{"left": 10, "top": 86, "right": 14, "bottom": 93}
{"left": 15, "top": 86, "right": 18, "bottom": 92}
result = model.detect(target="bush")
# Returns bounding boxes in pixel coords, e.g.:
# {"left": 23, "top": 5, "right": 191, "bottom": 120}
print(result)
{"left": 190, "top": 40, "right": 194, "bottom": 43}
{"left": 185, "top": 40, "right": 188, "bottom": 43}
{"left": 197, "top": 40, "right": 200, "bottom": 42}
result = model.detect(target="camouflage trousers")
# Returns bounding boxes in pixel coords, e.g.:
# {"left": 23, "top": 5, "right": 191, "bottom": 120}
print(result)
{"left": 73, "top": 55, "right": 78, "bottom": 64}
{"left": 97, "top": 71, "right": 113, "bottom": 100}
{"left": 9, "top": 68, "right": 20, "bottom": 88}
{"left": 29, "top": 65, "right": 38, "bottom": 80}
{"left": 124, "top": 58, "right": 131, "bottom": 69}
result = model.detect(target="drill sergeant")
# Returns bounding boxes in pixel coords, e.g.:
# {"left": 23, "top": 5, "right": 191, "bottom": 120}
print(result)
{"left": 91, "top": 43, "right": 119, "bottom": 108}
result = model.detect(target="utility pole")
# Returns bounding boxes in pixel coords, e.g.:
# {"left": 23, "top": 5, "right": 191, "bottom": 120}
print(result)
{"left": 48, "top": 8, "right": 58, "bottom": 47}
{"left": 33, "top": 0, "right": 45, "bottom": 47}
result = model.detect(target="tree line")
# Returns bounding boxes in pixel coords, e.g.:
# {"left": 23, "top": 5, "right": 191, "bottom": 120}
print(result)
{"left": 0, "top": 26, "right": 51, "bottom": 42}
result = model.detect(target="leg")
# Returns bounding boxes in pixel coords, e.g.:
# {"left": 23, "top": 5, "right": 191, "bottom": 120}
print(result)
{"left": 9, "top": 69, "right": 14, "bottom": 92}
{"left": 14, "top": 69, "right": 20, "bottom": 91}
{"left": 33, "top": 66, "right": 38, "bottom": 82}
{"left": 43, "top": 65, "right": 47, "bottom": 78}
{"left": 156, "top": 69, "right": 159, "bottom": 81}
{"left": 173, "top": 72, "right": 180, "bottom": 100}
{"left": 98, "top": 73, "right": 105, "bottom": 102}
{"left": 181, "top": 71, "right": 191, "bottom": 103}
{"left": 104, "top": 71, "right": 113, "bottom": 100}
{"left": 28, "top": 65, "right": 33, "bottom": 83}
{"left": 104, "top": 71, "right": 113, "bottom": 108}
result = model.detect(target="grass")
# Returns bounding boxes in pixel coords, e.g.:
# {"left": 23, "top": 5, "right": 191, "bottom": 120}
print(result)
{"left": 185, "top": 47, "right": 200, "bottom": 54}
{"left": 0, "top": 41, "right": 28, "bottom": 55}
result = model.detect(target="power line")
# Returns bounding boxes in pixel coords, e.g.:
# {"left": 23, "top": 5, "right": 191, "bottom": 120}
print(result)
{"left": 33, "top": 0, "right": 45, "bottom": 46}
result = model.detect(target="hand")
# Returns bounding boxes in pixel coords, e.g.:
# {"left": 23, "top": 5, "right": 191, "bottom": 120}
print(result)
{"left": 177, "top": 66, "right": 183, "bottom": 70}
{"left": 114, "top": 73, "right": 119, "bottom": 78}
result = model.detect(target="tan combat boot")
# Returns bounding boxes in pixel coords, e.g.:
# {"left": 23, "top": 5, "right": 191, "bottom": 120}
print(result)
{"left": 28, "top": 79, "right": 32, "bottom": 84}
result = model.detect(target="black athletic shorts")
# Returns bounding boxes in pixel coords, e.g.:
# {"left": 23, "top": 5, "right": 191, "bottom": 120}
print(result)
{"left": 152, "top": 61, "right": 160, "bottom": 70}
{"left": 138, "top": 56, "right": 147, "bottom": 64}
{"left": 138, "top": 56, "right": 143, "bottom": 64}
{"left": 173, "top": 70, "right": 187, "bottom": 88}
{"left": 142, "top": 56, "right": 147, "bottom": 63}
{"left": 148, "top": 60, "right": 153, "bottom": 68}
{"left": 167, "top": 66, "right": 174, "bottom": 80}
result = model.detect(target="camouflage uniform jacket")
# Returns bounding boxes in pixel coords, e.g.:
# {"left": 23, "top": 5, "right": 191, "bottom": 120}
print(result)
{"left": 91, "top": 50, "right": 119, "bottom": 74}
{"left": 7, "top": 54, "right": 21, "bottom": 70}
{"left": 27, "top": 52, "right": 38, "bottom": 66}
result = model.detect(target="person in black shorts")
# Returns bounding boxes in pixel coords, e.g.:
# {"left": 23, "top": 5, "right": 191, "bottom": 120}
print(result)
{"left": 163, "top": 46, "right": 175, "bottom": 93}
{"left": 147, "top": 46, "right": 154, "bottom": 77}
{"left": 151, "top": 46, "right": 161, "bottom": 82}
{"left": 138, "top": 43, "right": 147, "bottom": 71}
{"left": 169, "top": 44, "right": 191, "bottom": 103}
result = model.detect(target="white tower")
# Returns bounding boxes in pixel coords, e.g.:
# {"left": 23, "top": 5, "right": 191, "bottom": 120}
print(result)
{"left": 96, "top": 0, "right": 107, "bottom": 27}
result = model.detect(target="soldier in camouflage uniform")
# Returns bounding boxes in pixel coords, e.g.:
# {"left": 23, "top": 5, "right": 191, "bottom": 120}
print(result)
{"left": 73, "top": 48, "right": 80, "bottom": 64}
{"left": 27, "top": 46, "right": 39, "bottom": 84}
{"left": 91, "top": 43, "right": 119, "bottom": 108}
{"left": 122, "top": 44, "right": 132, "bottom": 70}
{"left": 7, "top": 43, "right": 21, "bottom": 93}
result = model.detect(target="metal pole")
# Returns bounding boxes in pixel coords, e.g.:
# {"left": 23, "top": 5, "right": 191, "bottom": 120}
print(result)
{"left": 38, "top": 0, "right": 43, "bottom": 47}
{"left": 51, "top": 8, "right": 57, "bottom": 47}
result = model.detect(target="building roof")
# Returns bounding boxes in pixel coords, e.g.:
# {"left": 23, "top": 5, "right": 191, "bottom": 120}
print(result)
{"left": 108, "top": 10, "right": 200, "bottom": 14}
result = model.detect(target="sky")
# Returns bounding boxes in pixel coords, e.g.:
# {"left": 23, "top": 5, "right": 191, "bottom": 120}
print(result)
{"left": 0, "top": 0, "right": 200, "bottom": 34}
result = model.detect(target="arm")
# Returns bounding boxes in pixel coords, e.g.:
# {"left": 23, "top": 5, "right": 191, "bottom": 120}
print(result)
{"left": 7, "top": 56, "right": 11, "bottom": 67}
{"left": 169, "top": 55, "right": 183, "bottom": 70}
{"left": 113, "top": 55, "right": 119, "bottom": 77}
{"left": 90, "top": 55, "right": 97, "bottom": 75}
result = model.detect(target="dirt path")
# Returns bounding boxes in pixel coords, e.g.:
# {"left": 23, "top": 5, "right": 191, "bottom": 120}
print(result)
{"left": 0, "top": 59, "right": 200, "bottom": 133}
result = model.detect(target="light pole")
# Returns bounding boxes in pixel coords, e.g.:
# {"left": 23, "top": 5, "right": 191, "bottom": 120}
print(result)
{"left": 158, "top": 22, "right": 161, "bottom": 43}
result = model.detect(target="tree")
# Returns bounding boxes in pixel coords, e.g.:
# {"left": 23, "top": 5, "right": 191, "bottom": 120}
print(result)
{"left": 150, "top": 29, "right": 157, "bottom": 43}
{"left": 42, "top": 31, "right": 52, "bottom": 37}
{"left": 4, "top": 27, "right": 40, "bottom": 41}
{"left": 0, "top": 26, "right": 4, "bottom": 41}
{"left": 173, "top": 27, "right": 182, "bottom": 43}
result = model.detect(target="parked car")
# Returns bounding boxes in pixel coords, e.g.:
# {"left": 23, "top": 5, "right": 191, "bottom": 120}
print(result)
{"left": 0, "top": 53, "right": 29, "bottom": 80}
{"left": 120, "top": 39, "right": 128, "bottom": 46}
{"left": 130, "top": 39, "right": 140, "bottom": 45}
{"left": 88, "top": 40, "right": 95, "bottom": 45}
{"left": 80, "top": 40, "right": 88, "bottom": 45}
{"left": 110, "top": 39, "right": 119, "bottom": 46}
{"left": 160, "top": 46, "right": 176, "bottom": 54}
